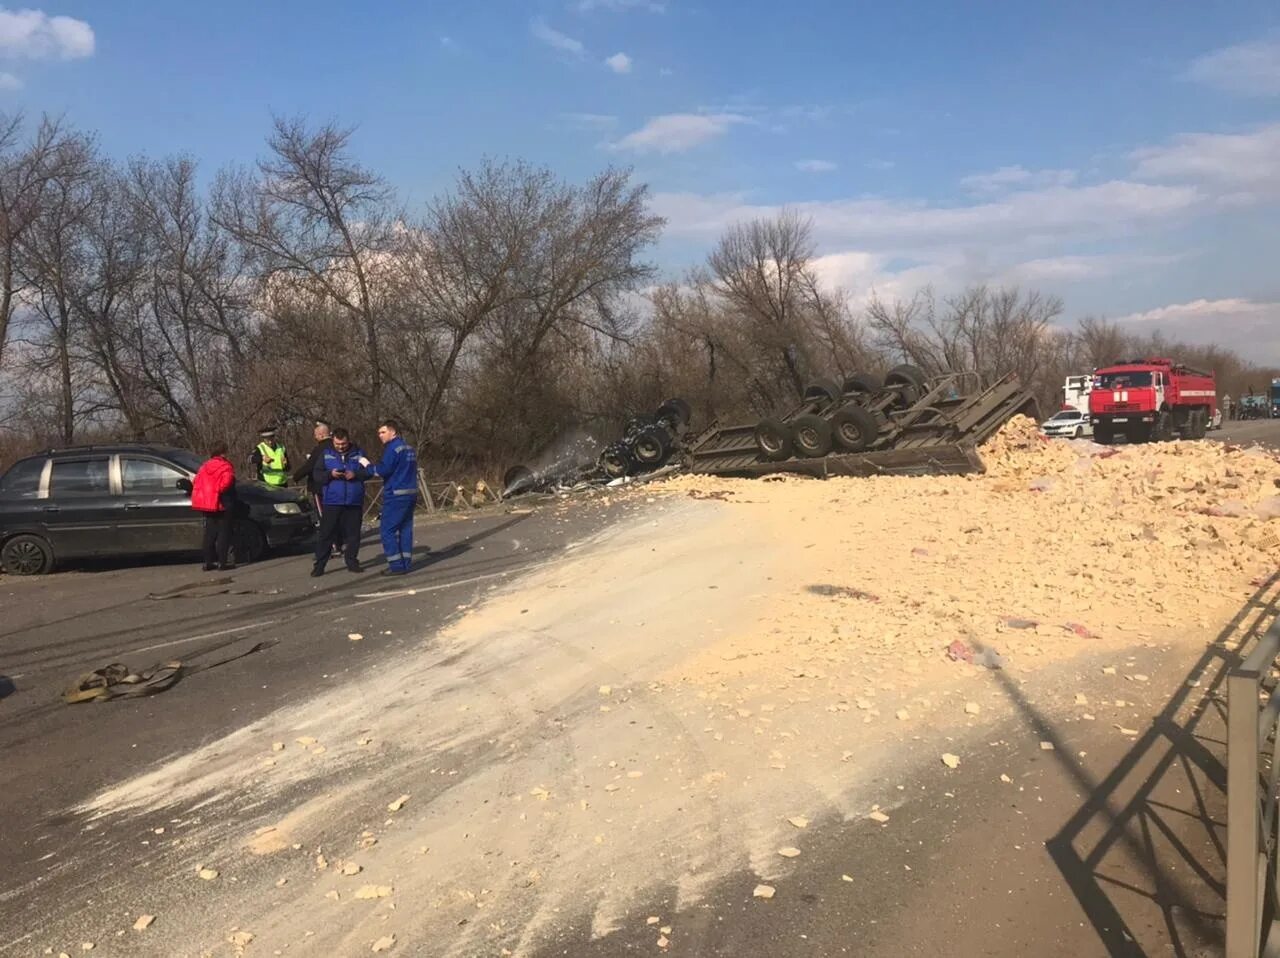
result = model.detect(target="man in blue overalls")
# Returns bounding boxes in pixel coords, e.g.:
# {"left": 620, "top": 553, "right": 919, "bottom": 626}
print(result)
{"left": 359, "top": 419, "right": 418, "bottom": 576}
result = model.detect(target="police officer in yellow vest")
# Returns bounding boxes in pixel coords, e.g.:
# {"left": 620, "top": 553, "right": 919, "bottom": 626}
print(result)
{"left": 251, "top": 426, "right": 290, "bottom": 487}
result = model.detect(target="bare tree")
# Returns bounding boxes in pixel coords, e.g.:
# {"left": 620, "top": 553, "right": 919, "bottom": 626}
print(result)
{"left": 14, "top": 130, "right": 98, "bottom": 442}
{"left": 213, "top": 117, "right": 396, "bottom": 410}
{"left": 0, "top": 115, "right": 81, "bottom": 370}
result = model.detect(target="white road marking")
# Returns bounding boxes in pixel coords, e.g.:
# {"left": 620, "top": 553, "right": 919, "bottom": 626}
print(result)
{"left": 125, "top": 621, "right": 274, "bottom": 658}
{"left": 354, "top": 569, "right": 514, "bottom": 602}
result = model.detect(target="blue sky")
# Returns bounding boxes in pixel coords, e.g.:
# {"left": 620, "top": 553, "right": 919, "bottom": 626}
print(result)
{"left": 8, "top": 1, "right": 1280, "bottom": 361}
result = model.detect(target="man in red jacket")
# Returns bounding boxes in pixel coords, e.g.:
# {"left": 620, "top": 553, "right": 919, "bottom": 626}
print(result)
{"left": 192, "top": 441, "right": 237, "bottom": 571}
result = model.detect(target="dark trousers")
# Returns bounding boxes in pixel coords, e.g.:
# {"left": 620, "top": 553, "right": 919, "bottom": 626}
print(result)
{"left": 314, "top": 504, "right": 362, "bottom": 569}
{"left": 202, "top": 511, "right": 232, "bottom": 567}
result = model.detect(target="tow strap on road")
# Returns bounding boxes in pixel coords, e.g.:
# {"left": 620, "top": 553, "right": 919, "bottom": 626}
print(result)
{"left": 61, "top": 661, "right": 182, "bottom": 703}
{"left": 60, "top": 639, "right": 275, "bottom": 704}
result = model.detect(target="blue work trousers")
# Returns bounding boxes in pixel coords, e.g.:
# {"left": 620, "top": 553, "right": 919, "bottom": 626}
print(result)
{"left": 380, "top": 494, "right": 416, "bottom": 572}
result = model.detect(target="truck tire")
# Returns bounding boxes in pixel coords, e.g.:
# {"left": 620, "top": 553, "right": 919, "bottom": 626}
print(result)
{"left": 655, "top": 398, "right": 692, "bottom": 431}
{"left": 802, "top": 378, "right": 844, "bottom": 405}
{"left": 1, "top": 533, "right": 54, "bottom": 575}
{"left": 830, "top": 403, "right": 880, "bottom": 453}
{"left": 884, "top": 364, "right": 927, "bottom": 407}
{"left": 841, "top": 372, "right": 883, "bottom": 397}
{"left": 632, "top": 425, "right": 673, "bottom": 466}
{"left": 1154, "top": 410, "right": 1174, "bottom": 442}
{"left": 599, "top": 443, "right": 634, "bottom": 478}
{"left": 1193, "top": 410, "right": 1207, "bottom": 439}
{"left": 790, "top": 414, "right": 834, "bottom": 458}
{"left": 1094, "top": 425, "right": 1113, "bottom": 445}
{"left": 754, "top": 418, "right": 794, "bottom": 462}
{"left": 502, "top": 465, "right": 535, "bottom": 496}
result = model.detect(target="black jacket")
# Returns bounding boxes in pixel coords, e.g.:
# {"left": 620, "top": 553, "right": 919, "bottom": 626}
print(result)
{"left": 292, "top": 439, "right": 332, "bottom": 494}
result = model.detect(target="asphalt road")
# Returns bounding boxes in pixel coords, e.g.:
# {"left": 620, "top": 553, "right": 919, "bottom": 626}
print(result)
{"left": 0, "top": 499, "right": 622, "bottom": 954}
{"left": 1212, "top": 416, "right": 1280, "bottom": 449}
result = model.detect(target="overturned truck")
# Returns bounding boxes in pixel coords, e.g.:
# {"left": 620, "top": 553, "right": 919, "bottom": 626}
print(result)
{"left": 503, "top": 366, "right": 1038, "bottom": 495}
{"left": 684, "top": 365, "right": 1039, "bottom": 478}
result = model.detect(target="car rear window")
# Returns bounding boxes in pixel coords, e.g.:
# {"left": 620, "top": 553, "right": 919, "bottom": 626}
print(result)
{"left": 0, "top": 457, "right": 45, "bottom": 499}
{"left": 122, "top": 457, "right": 185, "bottom": 494}
{"left": 50, "top": 458, "right": 110, "bottom": 497}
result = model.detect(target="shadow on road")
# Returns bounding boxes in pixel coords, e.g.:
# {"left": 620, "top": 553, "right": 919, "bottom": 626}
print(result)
{"left": 986, "top": 571, "right": 1279, "bottom": 957}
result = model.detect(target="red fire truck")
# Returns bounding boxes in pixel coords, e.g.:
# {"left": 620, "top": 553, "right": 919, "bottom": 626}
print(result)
{"left": 1088, "top": 357, "right": 1217, "bottom": 444}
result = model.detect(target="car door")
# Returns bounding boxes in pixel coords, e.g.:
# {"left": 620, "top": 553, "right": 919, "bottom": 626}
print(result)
{"left": 0, "top": 456, "right": 50, "bottom": 538}
{"left": 44, "top": 457, "right": 119, "bottom": 558}
{"left": 117, "top": 455, "right": 203, "bottom": 553}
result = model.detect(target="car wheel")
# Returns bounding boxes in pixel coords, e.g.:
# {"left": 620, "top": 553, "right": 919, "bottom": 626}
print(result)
{"left": 1, "top": 534, "right": 54, "bottom": 575}
{"left": 230, "top": 520, "right": 267, "bottom": 564}
{"left": 1074, "top": 426, "right": 1082, "bottom": 438}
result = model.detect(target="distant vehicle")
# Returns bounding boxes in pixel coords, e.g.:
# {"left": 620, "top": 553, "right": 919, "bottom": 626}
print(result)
{"left": 1039, "top": 408, "right": 1093, "bottom": 439}
{"left": 0, "top": 444, "right": 315, "bottom": 575}
{"left": 1272, "top": 378, "right": 1280, "bottom": 417}
{"left": 1062, "top": 374, "right": 1092, "bottom": 413}
{"left": 1088, "top": 357, "right": 1216, "bottom": 444}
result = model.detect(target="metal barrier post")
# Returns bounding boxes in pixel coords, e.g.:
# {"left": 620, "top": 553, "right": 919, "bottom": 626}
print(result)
{"left": 1229, "top": 664, "right": 1263, "bottom": 957}
{"left": 1227, "top": 621, "right": 1280, "bottom": 958}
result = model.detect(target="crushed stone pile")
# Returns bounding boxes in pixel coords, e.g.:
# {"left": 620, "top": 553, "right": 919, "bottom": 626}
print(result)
{"left": 655, "top": 417, "right": 1280, "bottom": 686}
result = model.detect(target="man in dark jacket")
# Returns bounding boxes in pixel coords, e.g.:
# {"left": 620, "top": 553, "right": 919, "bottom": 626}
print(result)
{"left": 293, "top": 421, "right": 342, "bottom": 556}
{"left": 311, "top": 428, "right": 367, "bottom": 577}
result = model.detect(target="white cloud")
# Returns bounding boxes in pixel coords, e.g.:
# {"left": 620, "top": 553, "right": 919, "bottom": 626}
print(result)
{"left": 650, "top": 179, "right": 1200, "bottom": 249}
{"left": 1112, "top": 297, "right": 1275, "bottom": 324}
{"left": 605, "top": 51, "right": 632, "bottom": 74}
{"left": 611, "top": 113, "right": 746, "bottom": 154}
{"left": 530, "top": 19, "right": 584, "bottom": 55}
{"left": 960, "top": 165, "right": 1077, "bottom": 194}
{"left": 1111, "top": 298, "right": 1280, "bottom": 363}
{"left": 0, "top": 7, "right": 93, "bottom": 59}
{"left": 1131, "top": 122, "right": 1280, "bottom": 194}
{"left": 1188, "top": 37, "right": 1280, "bottom": 96}
{"left": 0, "top": 71, "right": 21, "bottom": 90}
{"left": 575, "top": 0, "right": 665, "bottom": 11}
{"left": 795, "top": 159, "right": 837, "bottom": 173}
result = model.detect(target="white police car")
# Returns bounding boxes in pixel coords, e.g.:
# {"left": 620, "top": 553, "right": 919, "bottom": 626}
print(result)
{"left": 1039, "top": 409, "right": 1093, "bottom": 439}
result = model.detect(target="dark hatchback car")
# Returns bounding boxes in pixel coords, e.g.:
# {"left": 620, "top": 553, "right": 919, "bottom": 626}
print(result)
{"left": 0, "top": 444, "right": 315, "bottom": 575}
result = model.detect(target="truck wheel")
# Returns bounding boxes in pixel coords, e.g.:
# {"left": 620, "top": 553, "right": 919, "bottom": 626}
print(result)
{"left": 599, "top": 444, "right": 633, "bottom": 479}
{"left": 830, "top": 403, "right": 880, "bottom": 452}
{"left": 1155, "top": 411, "right": 1174, "bottom": 442}
{"left": 841, "top": 373, "right": 883, "bottom": 397}
{"left": 754, "top": 418, "right": 794, "bottom": 461}
{"left": 654, "top": 398, "right": 692, "bottom": 431}
{"left": 790, "top": 414, "right": 834, "bottom": 458}
{"left": 1094, "top": 426, "right": 1113, "bottom": 445}
{"left": 1194, "top": 410, "right": 1208, "bottom": 439}
{"left": 632, "top": 425, "right": 673, "bottom": 466}
{"left": 1, "top": 534, "right": 54, "bottom": 575}
{"left": 884, "top": 364, "right": 927, "bottom": 407}
{"left": 231, "top": 521, "right": 267, "bottom": 564}
{"left": 502, "top": 465, "right": 535, "bottom": 496}
{"left": 802, "top": 378, "right": 844, "bottom": 405}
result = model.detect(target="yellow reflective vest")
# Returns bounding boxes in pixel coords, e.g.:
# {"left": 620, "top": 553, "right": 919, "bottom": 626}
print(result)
{"left": 257, "top": 442, "right": 288, "bottom": 486}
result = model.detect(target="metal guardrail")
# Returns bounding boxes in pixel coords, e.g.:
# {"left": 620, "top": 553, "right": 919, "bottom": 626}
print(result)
{"left": 1227, "top": 617, "right": 1280, "bottom": 957}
